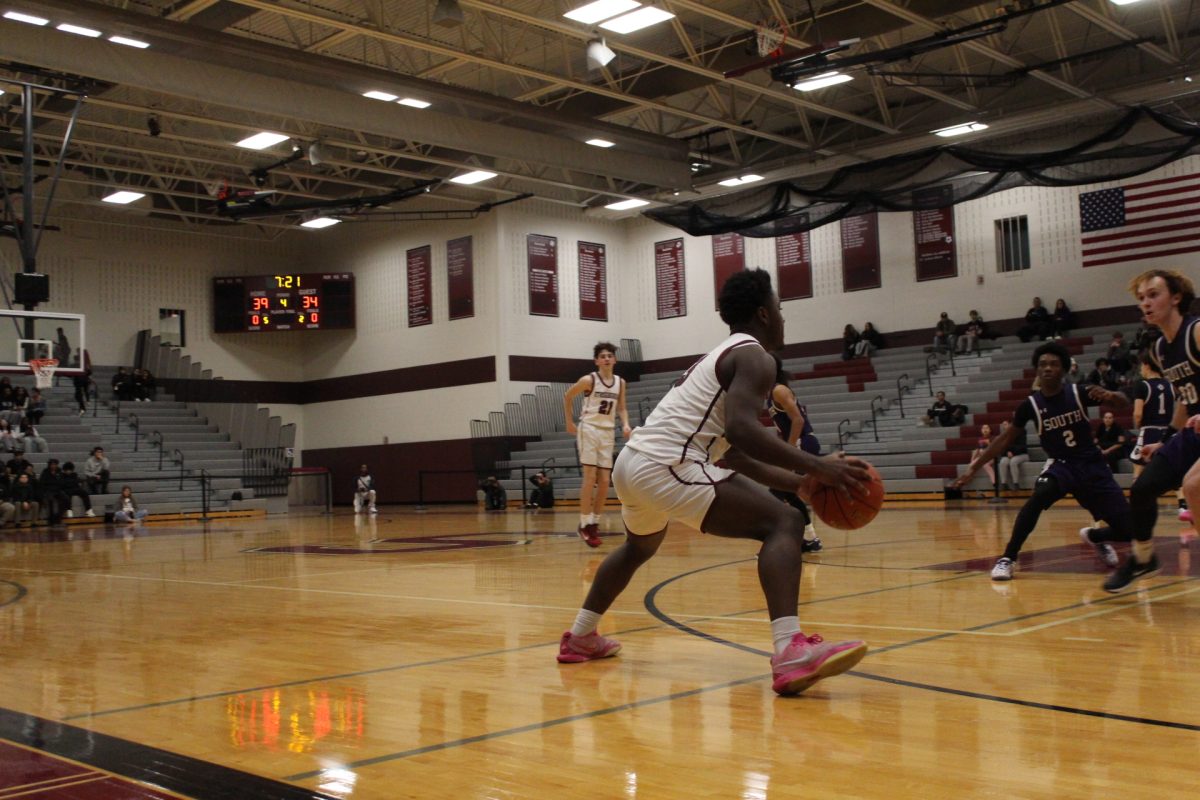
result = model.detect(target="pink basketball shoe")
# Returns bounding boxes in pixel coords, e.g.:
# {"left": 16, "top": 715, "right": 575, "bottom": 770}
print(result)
{"left": 1179, "top": 507, "right": 1193, "bottom": 523}
{"left": 557, "top": 630, "right": 622, "bottom": 663}
{"left": 771, "top": 633, "right": 868, "bottom": 695}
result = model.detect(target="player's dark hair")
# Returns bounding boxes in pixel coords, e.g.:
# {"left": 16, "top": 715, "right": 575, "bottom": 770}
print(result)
{"left": 1032, "top": 341, "right": 1071, "bottom": 370}
{"left": 593, "top": 341, "right": 617, "bottom": 358}
{"left": 718, "top": 268, "right": 773, "bottom": 326}
{"left": 772, "top": 353, "right": 789, "bottom": 386}
{"left": 1129, "top": 269, "right": 1196, "bottom": 314}
{"left": 1140, "top": 352, "right": 1161, "bottom": 375}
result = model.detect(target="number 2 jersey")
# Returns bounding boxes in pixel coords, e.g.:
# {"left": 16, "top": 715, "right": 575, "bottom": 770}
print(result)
{"left": 1151, "top": 315, "right": 1200, "bottom": 416}
{"left": 579, "top": 372, "right": 624, "bottom": 430}
{"left": 625, "top": 332, "right": 763, "bottom": 466}
{"left": 1013, "top": 383, "right": 1104, "bottom": 462}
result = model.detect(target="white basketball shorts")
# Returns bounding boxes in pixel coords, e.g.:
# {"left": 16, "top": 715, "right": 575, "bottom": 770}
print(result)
{"left": 577, "top": 421, "right": 616, "bottom": 470}
{"left": 613, "top": 447, "right": 736, "bottom": 535}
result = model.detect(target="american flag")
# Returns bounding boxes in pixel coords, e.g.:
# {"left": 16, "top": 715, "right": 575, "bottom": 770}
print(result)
{"left": 1080, "top": 173, "right": 1200, "bottom": 268}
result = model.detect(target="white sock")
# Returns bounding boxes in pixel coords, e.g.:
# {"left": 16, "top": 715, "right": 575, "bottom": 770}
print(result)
{"left": 803, "top": 524, "right": 816, "bottom": 539}
{"left": 570, "top": 609, "right": 603, "bottom": 637}
{"left": 770, "top": 616, "right": 802, "bottom": 656}
{"left": 580, "top": 514, "right": 589, "bottom": 528}
{"left": 590, "top": 513, "right": 600, "bottom": 525}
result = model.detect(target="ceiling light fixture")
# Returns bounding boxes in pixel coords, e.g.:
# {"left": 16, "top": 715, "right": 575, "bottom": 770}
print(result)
{"left": 600, "top": 5, "right": 674, "bottom": 34}
{"left": 933, "top": 121, "right": 988, "bottom": 137}
{"left": 363, "top": 90, "right": 398, "bottom": 101}
{"left": 102, "top": 190, "right": 146, "bottom": 205}
{"left": 3, "top": 11, "right": 49, "bottom": 25}
{"left": 109, "top": 35, "right": 150, "bottom": 48}
{"left": 236, "top": 131, "right": 290, "bottom": 150}
{"left": 449, "top": 170, "right": 498, "bottom": 185}
{"left": 1109, "top": 0, "right": 1143, "bottom": 5}
{"left": 586, "top": 138, "right": 615, "bottom": 148}
{"left": 605, "top": 198, "right": 649, "bottom": 210}
{"left": 717, "top": 175, "right": 764, "bottom": 187}
{"left": 398, "top": 97, "right": 431, "bottom": 108}
{"left": 586, "top": 38, "right": 616, "bottom": 70}
{"left": 793, "top": 71, "right": 853, "bottom": 92}
{"left": 57, "top": 23, "right": 102, "bottom": 37}
{"left": 433, "top": 0, "right": 464, "bottom": 27}
{"left": 300, "top": 217, "right": 341, "bottom": 229}
{"left": 564, "top": 0, "right": 641, "bottom": 24}
{"left": 307, "top": 141, "right": 325, "bottom": 165}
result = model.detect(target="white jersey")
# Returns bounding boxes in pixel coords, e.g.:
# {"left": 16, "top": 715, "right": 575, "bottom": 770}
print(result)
{"left": 579, "top": 372, "right": 623, "bottom": 430}
{"left": 625, "top": 332, "right": 764, "bottom": 466}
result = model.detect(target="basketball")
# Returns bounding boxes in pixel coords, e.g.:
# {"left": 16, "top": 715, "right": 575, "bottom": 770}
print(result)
{"left": 809, "top": 464, "right": 885, "bottom": 530}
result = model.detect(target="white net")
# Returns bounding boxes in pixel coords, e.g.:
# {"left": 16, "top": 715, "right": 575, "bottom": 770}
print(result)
{"left": 30, "top": 358, "right": 58, "bottom": 389}
{"left": 756, "top": 21, "right": 786, "bottom": 57}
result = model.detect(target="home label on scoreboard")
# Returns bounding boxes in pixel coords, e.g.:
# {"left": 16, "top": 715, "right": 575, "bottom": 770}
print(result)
{"left": 213, "top": 273, "right": 355, "bottom": 332}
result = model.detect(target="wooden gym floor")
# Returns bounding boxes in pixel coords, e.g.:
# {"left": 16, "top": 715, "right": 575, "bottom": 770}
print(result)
{"left": 1, "top": 502, "right": 1197, "bottom": 799}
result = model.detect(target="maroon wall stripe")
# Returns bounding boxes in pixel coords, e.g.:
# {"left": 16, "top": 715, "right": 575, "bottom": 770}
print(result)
{"left": 159, "top": 356, "right": 495, "bottom": 405}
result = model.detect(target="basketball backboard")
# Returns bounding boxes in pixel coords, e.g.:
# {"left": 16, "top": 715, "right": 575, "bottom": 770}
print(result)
{"left": 0, "top": 309, "right": 85, "bottom": 377}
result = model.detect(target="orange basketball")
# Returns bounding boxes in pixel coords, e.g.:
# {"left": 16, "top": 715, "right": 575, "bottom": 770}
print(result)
{"left": 809, "top": 463, "right": 885, "bottom": 530}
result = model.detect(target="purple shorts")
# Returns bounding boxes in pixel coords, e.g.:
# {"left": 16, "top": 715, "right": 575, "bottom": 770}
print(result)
{"left": 1040, "top": 458, "right": 1131, "bottom": 524}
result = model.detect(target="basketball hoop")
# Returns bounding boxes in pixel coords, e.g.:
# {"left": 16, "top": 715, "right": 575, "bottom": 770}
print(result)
{"left": 755, "top": 18, "right": 787, "bottom": 58}
{"left": 29, "top": 358, "right": 58, "bottom": 390}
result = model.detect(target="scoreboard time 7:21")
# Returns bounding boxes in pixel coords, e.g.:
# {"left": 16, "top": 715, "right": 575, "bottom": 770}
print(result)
{"left": 213, "top": 273, "right": 355, "bottom": 332}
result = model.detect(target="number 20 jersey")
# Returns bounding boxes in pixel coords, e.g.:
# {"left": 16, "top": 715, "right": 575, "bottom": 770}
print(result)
{"left": 1152, "top": 315, "right": 1200, "bottom": 416}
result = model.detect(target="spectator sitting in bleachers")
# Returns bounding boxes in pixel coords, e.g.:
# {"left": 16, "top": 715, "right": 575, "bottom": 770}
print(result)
{"left": 1017, "top": 297, "right": 1052, "bottom": 342}
{"left": 1106, "top": 331, "right": 1132, "bottom": 376}
{"left": 1065, "top": 357, "right": 1083, "bottom": 384}
{"left": 10, "top": 472, "right": 39, "bottom": 527}
{"left": 933, "top": 312, "right": 956, "bottom": 351}
{"left": 0, "top": 475, "right": 13, "bottom": 528}
{"left": 25, "top": 389, "right": 45, "bottom": 426}
{"left": 112, "top": 367, "right": 135, "bottom": 402}
{"left": 16, "top": 418, "right": 47, "bottom": 453}
{"left": 0, "top": 421, "right": 15, "bottom": 453}
{"left": 38, "top": 459, "right": 70, "bottom": 526}
{"left": 10, "top": 387, "right": 28, "bottom": 423}
{"left": 841, "top": 324, "right": 860, "bottom": 361}
{"left": 0, "top": 386, "right": 16, "bottom": 426}
{"left": 84, "top": 447, "right": 111, "bottom": 495}
{"left": 1050, "top": 298, "right": 1074, "bottom": 339}
{"left": 133, "top": 368, "right": 157, "bottom": 402}
{"left": 1095, "top": 411, "right": 1128, "bottom": 474}
{"left": 855, "top": 322, "right": 884, "bottom": 358}
{"left": 1087, "top": 357, "right": 1121, "bottom": 391}
{"left": 6, "top": 449, "right": 32, "bottom": 479}
{"left": 972, "top": 424, "right": 997, "bottom": 488}
{"left": 59, "top": 462, "right": 95, "bottom": 518}
{"left": 956, "top": 310, "right": 987, "bottom": 354}
{"left": 922, "top": 391, "right": 967, "bottom": 427}
{"left": 997, "top": 420, "right": 1029, "bottom": 491}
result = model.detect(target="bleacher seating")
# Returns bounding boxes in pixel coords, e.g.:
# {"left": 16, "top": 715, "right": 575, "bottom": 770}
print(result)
{"left": 5, "top": 366, "right": 269, "bottom": 520}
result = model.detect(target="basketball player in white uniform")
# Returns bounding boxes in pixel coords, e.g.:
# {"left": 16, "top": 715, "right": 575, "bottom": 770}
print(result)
{"left": 564, "top": 342, "right": 632, "bottom": 547}
{"left": 557, "top": 269, "right": 874, "bottom": 696}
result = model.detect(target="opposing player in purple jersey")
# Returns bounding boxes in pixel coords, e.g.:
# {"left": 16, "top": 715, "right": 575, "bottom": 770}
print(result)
{"left": 954, "top": 342, "right": 1132, "bottom": 581}
{"left": 768, "top": 354, "right": 822, "bottom": 552}
{"left": 1104, "top": 270, "right": 1200, "bottom": 592}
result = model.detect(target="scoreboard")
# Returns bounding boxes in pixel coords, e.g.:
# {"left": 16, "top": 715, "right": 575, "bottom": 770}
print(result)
{"left": 213, "top": 273, "right": 355, "bottom": 333}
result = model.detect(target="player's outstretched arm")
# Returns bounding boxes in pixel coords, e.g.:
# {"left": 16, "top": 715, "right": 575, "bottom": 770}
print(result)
{"left": 722, "top": 347, "right": 871, "bottom": 496}
{"left": 1085, "top": 384, "right": 1131, "bottom": 410}
{"left": 953, "top": 424, "right": 1017, "bottom": 489}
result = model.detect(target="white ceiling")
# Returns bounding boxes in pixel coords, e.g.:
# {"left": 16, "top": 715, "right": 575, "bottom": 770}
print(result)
{"left": 2, "top": 0, "right": 1199, "bottom": 232}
